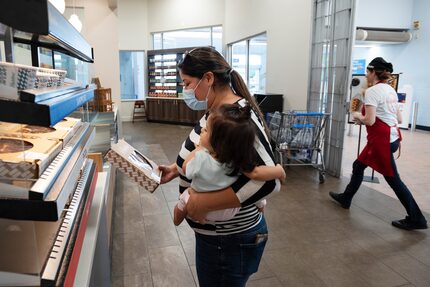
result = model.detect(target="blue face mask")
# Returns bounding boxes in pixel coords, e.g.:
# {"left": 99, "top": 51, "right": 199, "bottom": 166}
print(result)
{"left": 182, "top": 78, "right": 209, "bottom": 111}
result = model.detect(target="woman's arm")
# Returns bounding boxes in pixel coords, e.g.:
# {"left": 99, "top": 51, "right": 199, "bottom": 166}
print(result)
{"left": 353, "top": 105, "right": 376, "bottom": 126}
{"left": 244, "top": 164, "right": 286, "bottom": 182}
{"left": 397, "top": 108, "right": 403, "bottom": 124}
{"left": 186, "top": 187, "right": 241, "bottom": 223}
{"left": 182, "top": 145, "right": 203, "bottom": 173}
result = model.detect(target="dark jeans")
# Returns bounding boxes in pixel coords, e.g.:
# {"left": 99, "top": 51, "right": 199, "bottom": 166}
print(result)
{"left": 344, "top": 140, "right": 427, "bottom": 224}
{"left": 195, "top": 216, "right": 268, "bottom": 287}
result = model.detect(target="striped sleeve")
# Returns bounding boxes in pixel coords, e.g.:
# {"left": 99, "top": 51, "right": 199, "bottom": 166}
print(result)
{"left": 176, "top": 115, "right": 207, "bottom": 193}
{"left": 233, "top": 98, "right": 281, "bottom": 205}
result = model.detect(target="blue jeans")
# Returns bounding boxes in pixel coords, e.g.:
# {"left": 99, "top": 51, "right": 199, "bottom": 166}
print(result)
{"left": 195, "top": 216, "right": 268, "bottom": 287}
{"left": 344, "top": 140, "right": 427, "bottom": 224}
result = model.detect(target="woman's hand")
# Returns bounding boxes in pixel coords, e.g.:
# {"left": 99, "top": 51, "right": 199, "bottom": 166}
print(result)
{"left": 352, "top": 112, "right": 363, "bottom": 124}
{"left": 158, "top": 163, "right": 179, "bottom": 184}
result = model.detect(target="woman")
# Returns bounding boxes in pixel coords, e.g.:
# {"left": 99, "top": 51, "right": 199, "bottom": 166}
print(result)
{"left": 159, "top": 47, "right": 281, "bottom": 287}
{"left": 329, "top": 57, "right": 427, "bottom": 231}
{"left": 173, "top": 104, "right": 286, "bottom": 226}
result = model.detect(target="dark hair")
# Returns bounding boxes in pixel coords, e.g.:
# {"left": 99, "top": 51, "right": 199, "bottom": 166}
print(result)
{"left": 208, "top": 104, "right": 257, "bottom": 176}
{"left": 177, "top": 47, "right": 270, "bottom": 136}
{"left": 367, "top": 68, "right": 392, "bottom": 82}
{"left": 367, "top": 57, "right": 393, "bottom": 82}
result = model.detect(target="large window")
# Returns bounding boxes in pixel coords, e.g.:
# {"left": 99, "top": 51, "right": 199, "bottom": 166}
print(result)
{"left": 152, "top": 26, "right": 222, "bottom": 52}
{"left": 229, "top": 33, "right": 267, "bottom": 94}
{"left": 119, "top": 50, "right": 145, "bottom": 101}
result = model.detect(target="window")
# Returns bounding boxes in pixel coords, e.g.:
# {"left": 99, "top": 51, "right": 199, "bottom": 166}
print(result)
{"left": 228, "top": 32, "right": 267, "bottom": 94}
{"left": 231, "top": 41, "right": 247, "bottom": 84}
{"left": 152, "top": 25, "right": 222, "bottom": 53}
{"left": 119, "top": 50, "right": 145, "bottom": 101}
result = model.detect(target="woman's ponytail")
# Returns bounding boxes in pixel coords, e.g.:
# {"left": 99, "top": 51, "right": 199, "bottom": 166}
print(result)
{"left": 230, "top": 70, "right": 271, "bottom": 137}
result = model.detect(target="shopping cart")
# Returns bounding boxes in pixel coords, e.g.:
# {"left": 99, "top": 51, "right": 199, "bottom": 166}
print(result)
{"left": 267, "top": 111, "right": 330, "bottom": 183}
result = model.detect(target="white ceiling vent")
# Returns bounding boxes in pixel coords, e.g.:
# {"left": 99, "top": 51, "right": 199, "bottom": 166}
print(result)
{"left": 355, "top": 28, "right": 412, "bottom": 44}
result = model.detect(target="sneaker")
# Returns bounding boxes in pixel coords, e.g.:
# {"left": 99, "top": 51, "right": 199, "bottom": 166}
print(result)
{"left": 392, "top": 218, "right": 428, "bottom": 230}
{"left": 329, "top": 192, "right": 351, "bottom": 209}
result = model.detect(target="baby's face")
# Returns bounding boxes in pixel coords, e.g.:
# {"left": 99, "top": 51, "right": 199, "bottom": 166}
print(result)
{"left": 199, "top": 116, "right": 212, "bottom": 151}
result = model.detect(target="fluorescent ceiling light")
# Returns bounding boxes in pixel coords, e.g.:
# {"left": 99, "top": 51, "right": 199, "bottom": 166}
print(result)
{"left": 69, "top": 14, "right": 82, "bottom": 32}
{"left": 49, "top": 0, "right": 65, "bottom": 14}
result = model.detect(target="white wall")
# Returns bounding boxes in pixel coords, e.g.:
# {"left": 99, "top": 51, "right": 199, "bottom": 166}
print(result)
{"left": 118, "top": 0, "right": 149, "bottom": 121}
{"left": 79, "top": 0, "right": 121, "bottom": 116}
{"left": 147, "top": 0, "right": 224, "bottom": 33}
{"left": 355, "top": 0, "right": 413, "bottom": 29}
{"left": 225, "top": 0, "right": 312, "bottom": 110}
{"left": 118, "top": 0, "right": 148, "bottom": 50}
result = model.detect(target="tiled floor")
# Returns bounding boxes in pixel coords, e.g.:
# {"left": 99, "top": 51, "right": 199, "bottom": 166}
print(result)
{"left": 111, "top": 121, "right": 430, "bottom": 287}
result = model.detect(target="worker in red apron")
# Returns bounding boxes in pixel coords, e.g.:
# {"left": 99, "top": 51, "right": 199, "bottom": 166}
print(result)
{"left": 330, "top": 57, "right": 427, "bottom": 230}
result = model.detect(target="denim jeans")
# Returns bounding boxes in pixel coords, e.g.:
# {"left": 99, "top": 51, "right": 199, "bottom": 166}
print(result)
{"left": 195, "top": 216, "right": 268, "bottom": 287}
{"left": 344, "top": 140, "right": 427, "bottom": 224}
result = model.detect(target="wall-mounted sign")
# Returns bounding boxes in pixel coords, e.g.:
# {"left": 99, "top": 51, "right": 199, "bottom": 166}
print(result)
{"left": 352, "top": 59, "right": 366, "bottom": 74}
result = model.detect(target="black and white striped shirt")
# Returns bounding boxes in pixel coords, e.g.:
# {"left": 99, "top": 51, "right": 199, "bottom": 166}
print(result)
{"left": 176, "top": 98, "right": 281, "bottom": 235}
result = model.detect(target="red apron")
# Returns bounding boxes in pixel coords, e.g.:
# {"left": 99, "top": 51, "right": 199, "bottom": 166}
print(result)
{"left": 357, "top": 108, "right": 401, "bottom": 177}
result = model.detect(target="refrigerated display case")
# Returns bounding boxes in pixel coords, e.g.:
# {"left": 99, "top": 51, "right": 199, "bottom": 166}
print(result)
{"left": 0, "top": 1, "right": 115, "bottom": 286}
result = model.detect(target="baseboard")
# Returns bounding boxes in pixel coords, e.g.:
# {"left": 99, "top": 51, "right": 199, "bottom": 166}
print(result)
{"left": 121, "top": 116, "right": 133, "bottom": 122}
{"left": 408, "top": 124, "right": 430, "bottom": 131}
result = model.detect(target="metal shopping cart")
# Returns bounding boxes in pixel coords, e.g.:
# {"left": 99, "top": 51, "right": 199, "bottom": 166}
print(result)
{"left": 267, "top": 111, "right": 330, "bottom": 183}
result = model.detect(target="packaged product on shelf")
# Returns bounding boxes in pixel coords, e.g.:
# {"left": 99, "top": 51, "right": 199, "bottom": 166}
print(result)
{"left": 0, "top": 117, "right": 81, "bottom": 148}
{"left": 105, "top": 139, "right": 161, "bottom": 193}
{"left": 0, "top": 62, "right": 67, "bottom": 100}
{"left": 0, "top": 135, "right": 62, "bottom": 179}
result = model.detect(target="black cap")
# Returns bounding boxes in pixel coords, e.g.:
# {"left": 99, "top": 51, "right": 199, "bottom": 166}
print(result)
{"left": 367, "top": 57, "right": 393, "bottom": 73}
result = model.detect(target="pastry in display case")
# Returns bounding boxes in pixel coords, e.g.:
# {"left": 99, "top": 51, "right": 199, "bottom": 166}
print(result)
{"left": 0, "top": 117, "right": 82, "bottom": 148}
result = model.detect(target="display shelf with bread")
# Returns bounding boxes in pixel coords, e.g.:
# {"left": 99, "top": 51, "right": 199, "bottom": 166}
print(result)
{"left": 0, "top": 117, "right": 82, "bottom": 148}
{"left": 0, "top": 2, "right": 116, "bottom": 286}
{"left": 0, "top": 123, "right": 94, "bottom": 219}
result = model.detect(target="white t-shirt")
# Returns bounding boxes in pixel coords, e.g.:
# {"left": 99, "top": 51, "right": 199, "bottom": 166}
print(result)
{"left": 364, "top": 83, "right": 400, "bottom": 143}
{"left": 186, "top": 148, "right": 237, "bottom": 192}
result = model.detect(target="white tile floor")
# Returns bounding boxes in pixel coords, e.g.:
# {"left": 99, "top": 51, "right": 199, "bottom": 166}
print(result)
{"left": 342, "top": 124, "right": 430, "bottom": 213}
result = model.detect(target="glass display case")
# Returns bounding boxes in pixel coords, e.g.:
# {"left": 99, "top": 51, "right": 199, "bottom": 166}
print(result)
{"left": 0, "top": 1, "right": 113, "bottom": 286}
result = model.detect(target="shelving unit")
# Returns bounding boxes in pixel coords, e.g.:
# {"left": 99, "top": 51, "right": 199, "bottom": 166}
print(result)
{"left": 147, "top": 48, "right": 184, "bottom": 98}
{"left": 0, "top": 2, "right": 114, "bottom": 286}
{"left": 146, "top": 47, "right": 205, "bottom": 125}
